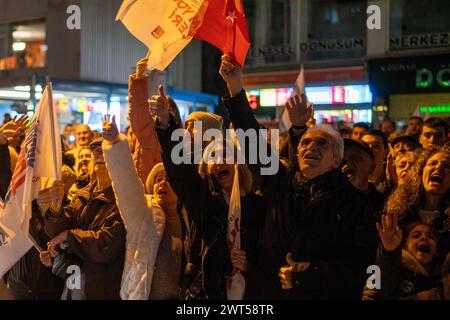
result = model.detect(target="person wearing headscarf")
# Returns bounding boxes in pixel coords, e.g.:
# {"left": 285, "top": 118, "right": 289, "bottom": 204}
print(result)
{"left": 102, "top": 117, "right": 188, "bottom": 300}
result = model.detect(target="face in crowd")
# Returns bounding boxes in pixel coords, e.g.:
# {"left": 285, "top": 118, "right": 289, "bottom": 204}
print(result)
{"left": 153, "top": 170, "right": 178, "bottom": 206}
{"left": 77, "top": 148, "right": 92, "bottom": 175}
{"left": 90, "top": 144, "right": 110, "bottom": 183}
{"left": 64, "top": 124, "right": 74, "bottom": 139}
{"left": 420, "top": 125, "right": 447, "bottom": 150}
{"left": 422, "top": 151, "right": 450, "bottom": 196}
{"left": 361, "top": 134, "right": 387, "bottom": 169}
{"left": 352, "top": 126, "right": 367, "bottom": 140}
{"left": 407, "top": 118, "right": 423, "bottom": 136}
{"left": 76, "top": 124, "right": 93, "bottom": 147}
{"left": 207, "top": 159, "right": 235, "bottom": 193}
{"left": 298, "top": 129, "right": 341, "bottom": 180}
{"left": 342, "top": 145, "right": 374, "bottom": 191}
{"left": 381, "top": 120, "right": 395, "bottom": 138}
{"left": 405, "top": 224, "right": 438, "bottom": 267}
{"left": 394, "top": 153, "right": 417, "bottom": 185}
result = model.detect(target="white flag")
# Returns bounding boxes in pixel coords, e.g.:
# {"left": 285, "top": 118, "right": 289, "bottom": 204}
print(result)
{"left": 0, "top": 82, "right": 62, "bottom": 278}
{"left": 116, "top": 0, "right": 207, "bottom": 71}
{"left": 294, "top": 64, "right": 305, "bottom": 96}
{"left": 280, "top": 65, "right": 305, "bottom": 132}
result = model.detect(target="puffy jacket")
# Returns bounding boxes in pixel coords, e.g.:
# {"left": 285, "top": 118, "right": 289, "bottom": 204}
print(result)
{"left": 103, "top": 137, "right": 165, "bottom": 300}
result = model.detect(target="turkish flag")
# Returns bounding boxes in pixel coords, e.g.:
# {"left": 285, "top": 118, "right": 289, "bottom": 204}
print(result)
{"left": 194, "top": 0, "right": 250, "bottom": 66}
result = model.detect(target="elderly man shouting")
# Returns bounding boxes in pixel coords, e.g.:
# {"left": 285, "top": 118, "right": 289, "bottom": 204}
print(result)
{"left": 219, "top": 56, "right": 376, "bottom": 300}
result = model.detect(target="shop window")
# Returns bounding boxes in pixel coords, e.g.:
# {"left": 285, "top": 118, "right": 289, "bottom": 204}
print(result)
{"left": 10, "top": 20, "right": 46, "bottom": 69}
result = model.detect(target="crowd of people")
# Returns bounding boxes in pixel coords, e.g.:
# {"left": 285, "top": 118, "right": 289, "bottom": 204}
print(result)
{"left": 0, "top": 56, "right": 449, "bottom": 300}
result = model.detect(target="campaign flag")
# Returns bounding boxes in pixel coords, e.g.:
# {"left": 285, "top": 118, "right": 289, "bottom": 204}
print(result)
{"left": 194, "top": 0, "right": 250, "bottom": 66}
{"left": 0, "top": 82, "right": 62, "bottom": 278}
{"left": 116, "top": 0, "right": 250, "bottom": 70}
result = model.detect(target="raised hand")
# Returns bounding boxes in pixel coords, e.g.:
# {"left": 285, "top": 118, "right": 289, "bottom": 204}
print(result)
{"left": 102, "top": 115, "right": 119, "bottom": 143}
{"left": 285, "top": 94, "right": 313, "bottom": 127}
{"left": 376, "top": 212, "right": 403, "bottom": 252}
{"left": 136, "top": 58, "right": 148, "bottom": 79}
{"left": 279, "top": 252, "right": 311, "bottom": 289}
{"left": 0, "top": 115, "right": 29, "bottom": 138}
{"left": 149, "top": 85, "right": 170, "bottom": 128}
{"left": 219, "top": 55, "right": 243, "bottom": 98}
{"left": 231, "top": 247, "right": 247, "bottom": 272}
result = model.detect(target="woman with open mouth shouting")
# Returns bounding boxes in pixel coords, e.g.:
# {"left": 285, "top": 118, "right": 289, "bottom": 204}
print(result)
{"left": 384, "top": 144, "right": 450, "bottom": 262}
{"left": 152, "top": 85, "right": 266, "bottom": 300}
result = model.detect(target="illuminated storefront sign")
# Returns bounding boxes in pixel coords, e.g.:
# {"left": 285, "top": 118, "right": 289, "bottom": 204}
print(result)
{"left": 250, "top": 85, "right": 372, "bottom": 108}
{"left": 419, "top": 104, "right": 450, "bottom": 113}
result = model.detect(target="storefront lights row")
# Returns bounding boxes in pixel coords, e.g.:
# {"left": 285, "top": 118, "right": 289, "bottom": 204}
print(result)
{"left": 246, "top": 84, "right": 372, "bottom": 110}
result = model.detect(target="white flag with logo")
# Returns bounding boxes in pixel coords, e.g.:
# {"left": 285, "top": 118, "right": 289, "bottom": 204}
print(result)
{"left": 0, "top": 82, "right": 62, "bottom": 278}
{"left": 116, "top": 0, "right": 207, "bottom": 71}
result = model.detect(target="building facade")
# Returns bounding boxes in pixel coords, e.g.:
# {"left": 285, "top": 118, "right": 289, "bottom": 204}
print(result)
{"left": 0, "top": 0, "right": 216, "bottom": 130}
{"left": 204, "top": 0, "right": 450, "bottom": 128}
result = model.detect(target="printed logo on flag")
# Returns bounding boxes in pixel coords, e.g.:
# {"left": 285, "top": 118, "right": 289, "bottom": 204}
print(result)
{"left": 151, "top": 26, "right": 165, "bottom": 39}
{"left": 0, "top": 225, "right": 9, "bottom": 247}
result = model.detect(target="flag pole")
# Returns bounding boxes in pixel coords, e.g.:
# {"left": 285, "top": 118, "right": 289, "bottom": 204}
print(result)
{"left": 46, "top": 76, "right": 59, "bottom": 180}
{"left": 46, "top": 77, "right": 62, "bottom": 216}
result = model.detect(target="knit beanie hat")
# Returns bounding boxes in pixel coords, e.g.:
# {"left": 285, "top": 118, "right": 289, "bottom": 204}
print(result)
{"left": 145, "top": 162, "right": 165, "bottom": 195}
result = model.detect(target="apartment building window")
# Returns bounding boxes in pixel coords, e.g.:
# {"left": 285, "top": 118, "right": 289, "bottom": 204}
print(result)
{"left": 245, "top": 0, "right": 296, "bottom": 66}
{"left": 10, "top": 20, "right": 47, "bottom": 69}
{"left": 390, "top": 0, "right": 450, "bottom": 51}
{"left": 306, "top": 0, "right": 367, "bottom": 61}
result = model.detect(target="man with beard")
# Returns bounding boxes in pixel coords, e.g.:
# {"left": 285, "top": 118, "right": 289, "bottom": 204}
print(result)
{"left": 219, "top": 56, "right": 377, "bottom": 299}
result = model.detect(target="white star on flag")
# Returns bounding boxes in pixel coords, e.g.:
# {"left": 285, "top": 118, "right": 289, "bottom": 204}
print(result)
{"left": 227, "top": 10, "right": 238, "bottom": 21}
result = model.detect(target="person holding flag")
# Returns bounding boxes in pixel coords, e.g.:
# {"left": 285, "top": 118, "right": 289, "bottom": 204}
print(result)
{"left": 151, "top": 85, "right": 265, "bottom": 299}
{"left": 42, "top": 137, "right": 126, "bottom": 300}
{"left": 0, "top": 81, "right": 62, "bottom": 283}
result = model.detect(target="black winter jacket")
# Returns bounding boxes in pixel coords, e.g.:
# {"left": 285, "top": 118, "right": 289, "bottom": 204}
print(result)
{"left": 156, "top": 123, "right": 266, "bottom": 299}
{"left": 223, "top": 90, "right": 377, "bottom": 299}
